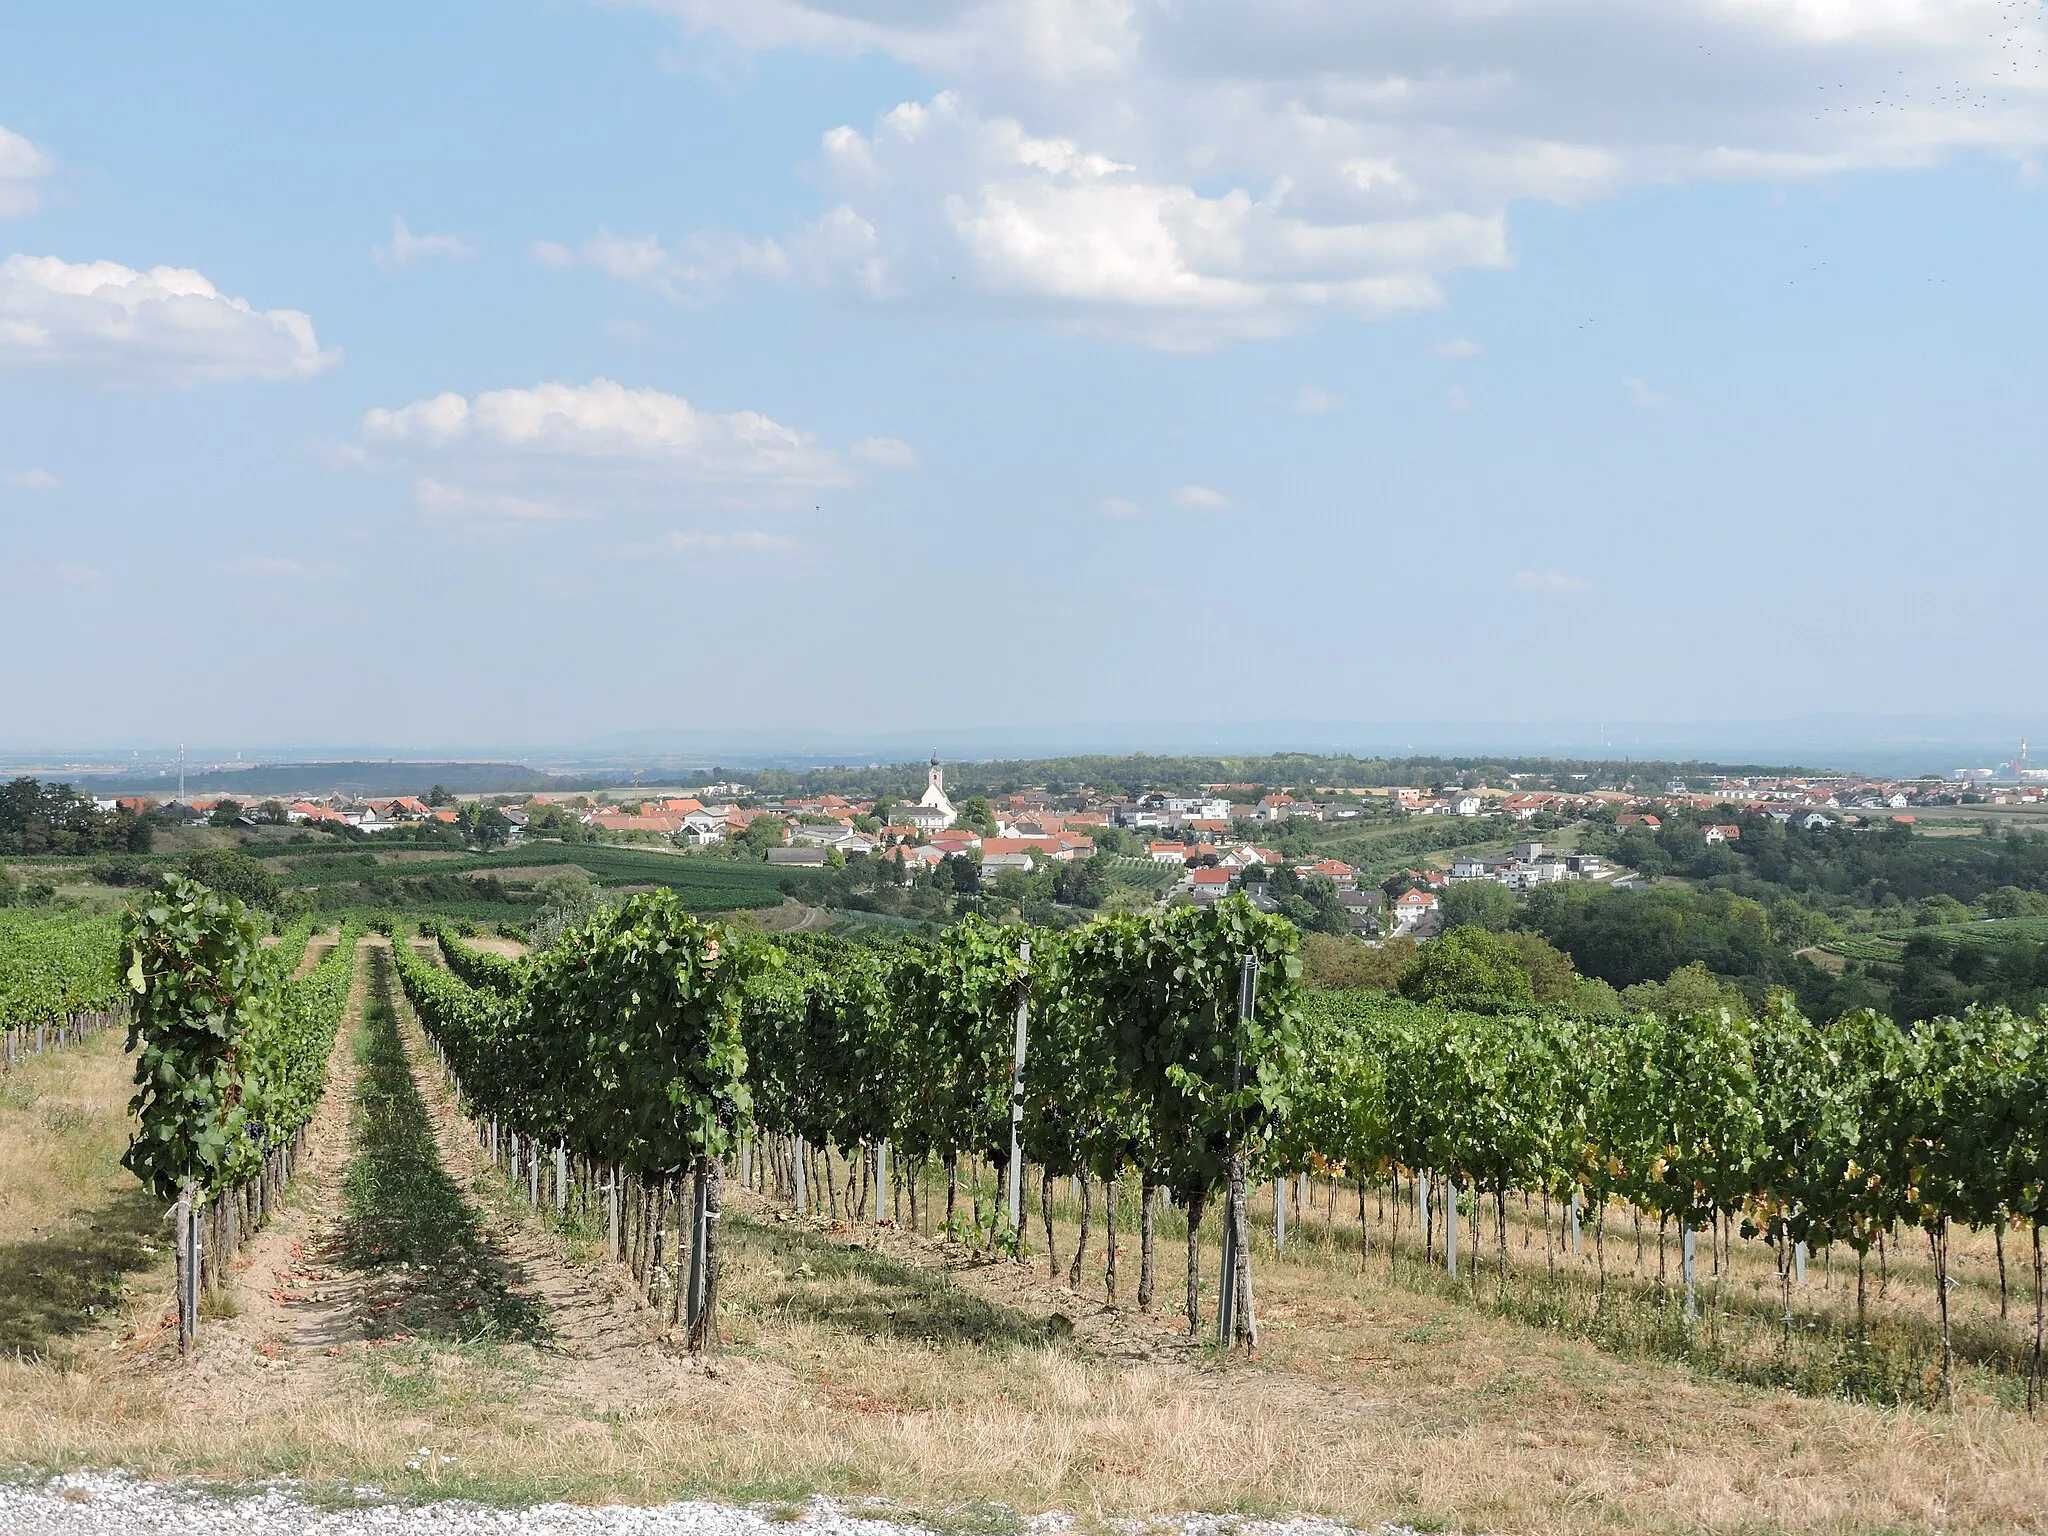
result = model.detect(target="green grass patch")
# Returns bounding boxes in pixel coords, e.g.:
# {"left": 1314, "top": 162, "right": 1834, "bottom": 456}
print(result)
{"left": 338, "top": 949, "right": 549, "bottom": 1345}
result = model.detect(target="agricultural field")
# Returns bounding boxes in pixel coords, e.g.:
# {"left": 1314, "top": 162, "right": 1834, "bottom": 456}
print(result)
{"left": 259, "top": 843, "right": 804, "bottom": 909}
{"left": 4, "top": 883, "right": 2048, "bottom": 1534}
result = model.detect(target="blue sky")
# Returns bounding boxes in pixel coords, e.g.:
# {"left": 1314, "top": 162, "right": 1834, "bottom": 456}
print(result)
{"left": 3, "top": 1, "right": 2045, "bottom": 752}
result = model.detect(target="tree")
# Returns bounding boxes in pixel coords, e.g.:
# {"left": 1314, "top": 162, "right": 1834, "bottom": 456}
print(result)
{"left": 1984, "top": 886, "right": 2048, "bottom": 919}
{"left": 180, "top": 849, "right": 283, "bottom": 912}
{"left": 1052, "top": 858, "right": 1104, "bottom": 909}
{"left": 530, "top": 872, "right": 602, "bottom": 949}
{"left": 1441, "top": 881, "right": 1516, "bottom": 932}
{"left": 208, "top": 800, "right": 245, "bottom": 828}
{"left": 959, "top": 796, "right": 999, "bottom": 837}
{"left": 1399, "top": 926, "right": 1536, "bottom": 1013}
{"left": 737, "top": 816, "right": 789, "bottom": 858}
{"left": 1301, "top": 933, "right": 1415, "bottom": 991}
{"left": 1499, "top": 930, "right": 1580, "bottom": 1004}
{"left": 1295, "top": 874, "right": 1352, "bottom": 935}
{"left": 426, "top": 784, "right": 453, "bottom": 807}
{"left": 1621, "top": 961, "right": 1749, "bottom": 1020}
{"left": 462, "top": 803, "right": 512, "bottom": 848}
{"left": 0, "top": 777, "right": 146, "bottom": 855}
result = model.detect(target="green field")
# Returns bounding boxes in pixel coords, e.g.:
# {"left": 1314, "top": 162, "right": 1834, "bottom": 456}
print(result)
{"left": 271, "top": 842, "right": 811, "bottom": 913}
{"left": 1822, "top": 934, "right": 1907, "bottom": 963}
{"left": 1824, "top": 916, "right": 2048, "bottom": 966}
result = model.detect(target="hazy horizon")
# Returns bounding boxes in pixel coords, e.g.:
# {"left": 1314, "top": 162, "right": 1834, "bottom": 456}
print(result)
{"left": 4, "top": 710, "right": 2041, "bottom": 782}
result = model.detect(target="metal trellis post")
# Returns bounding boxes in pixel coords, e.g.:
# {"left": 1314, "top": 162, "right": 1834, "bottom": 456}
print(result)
{"left": 1006, "top": 940, "right": 1030, "bottom": 1235}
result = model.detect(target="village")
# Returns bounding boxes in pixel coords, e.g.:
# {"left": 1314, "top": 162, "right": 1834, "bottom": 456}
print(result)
{"left": 88, "top": 752, "right": 2047, "bottom": 942}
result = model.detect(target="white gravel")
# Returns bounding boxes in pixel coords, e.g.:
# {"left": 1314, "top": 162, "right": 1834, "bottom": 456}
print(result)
{"left": 0, "top": 1473, "right": 1411, "bottom": 1536}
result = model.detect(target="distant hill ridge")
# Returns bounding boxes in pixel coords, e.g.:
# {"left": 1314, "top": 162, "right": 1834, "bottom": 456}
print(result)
{"left": 71, "top": 761, "right": 623, "bottom": 797}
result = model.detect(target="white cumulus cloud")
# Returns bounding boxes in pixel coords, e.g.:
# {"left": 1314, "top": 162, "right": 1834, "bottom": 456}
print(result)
{"left": 1172, "top": 484, "right": 1231, "bottom": 510}
{"left": 1100, "top": 497, "right": 1142, "bottom": 518}
{"left": 373, "top": 217, "right": 477, "bottom": 271}
{"left": 0, "top": 126, "right": 51, "bottom": 218}
{"left": 364, "top": 378, "right": 847, "bottom": 486}
{"left": 1294, "top": 384, "right": 1344, "bottom": 414}
{"left": 1626, "top": 376, "right": 1670, "bottom": 408}
{"left": 4, "top": 467, "right": 59, "bottom": 491}
{"left": 617, "top": 0, "right": 2048, "bottom": 346}
{"left": 0, "top": 254, "right": 337, "bottom": 385}
{"left": 1514, "top": 569, "right": 1593, "bottom": 593}
{"left": 1435, "top": 338, "right": 1482, "bottom": 359}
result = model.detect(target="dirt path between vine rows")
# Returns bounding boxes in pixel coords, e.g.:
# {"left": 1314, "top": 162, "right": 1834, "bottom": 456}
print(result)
{"left": 135, "top": 936, "right": 746, "bottom": 1425}
{"left": 110, "top": 936, "right": 377, "bottom": 1402}
{"left": 383, "top": 939, "right": 726, "bottom": 1413}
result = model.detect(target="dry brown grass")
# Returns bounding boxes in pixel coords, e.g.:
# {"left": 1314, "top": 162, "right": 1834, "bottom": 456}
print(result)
{"left": 0, "top": 1027, "right": 168, "bottom": 1363}
{"left": 4, "top": 1213, "right": 2047, "bottom": 1532}
{"left": 6, "top": 979, "right": 2048, "bottom": 1531}
{"left": 456, "top": 934, "right": 529, "bottom": 958}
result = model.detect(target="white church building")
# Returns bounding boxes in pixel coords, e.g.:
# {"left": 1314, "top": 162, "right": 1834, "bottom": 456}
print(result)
{"left": 898, "top": 755, "right": 957, "bottom": 833}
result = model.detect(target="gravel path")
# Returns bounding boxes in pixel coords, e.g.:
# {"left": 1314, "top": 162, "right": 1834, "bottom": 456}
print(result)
{"left": 0, "top": 1473, "right": 1402, "bottom": 1536}
{"left": 0, "top": 1474, "right": 936, "bottom": 1535}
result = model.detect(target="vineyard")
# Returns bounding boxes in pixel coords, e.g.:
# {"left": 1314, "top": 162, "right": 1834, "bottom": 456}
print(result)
{"left": 119, "top": 879, "right": 362, "bottom": 1343}
{"left": 1825, "top": 916, "right": 2048, "bottom": 963}
{"left": 264, "top": 844, "right": 806, "bottom": 908}
{"left": 361, "top": 891, "right": 2048, "bottom": 1407}
{"left": 6, "top": 874, "right": 2048, "bottom": 1530}
{"left": 1, "top": 909, "right": 125, "bottom": 1067}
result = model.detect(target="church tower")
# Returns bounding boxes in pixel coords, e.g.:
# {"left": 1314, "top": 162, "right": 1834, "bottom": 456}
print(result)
{"left": 918, "top": 753, "right": 956, "bottom": 823}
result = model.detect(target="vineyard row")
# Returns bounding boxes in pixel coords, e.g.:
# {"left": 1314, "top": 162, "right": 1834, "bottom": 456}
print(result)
{"left": 120, "top": 878, "right": 364, "bottom": 1347}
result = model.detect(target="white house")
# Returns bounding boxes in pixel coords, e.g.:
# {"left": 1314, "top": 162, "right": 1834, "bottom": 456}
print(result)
{"left": 681, "top": 808, "right": 731, "bottom": 845}
{"left": 1453, "top": 794, "right": 1484, "bottom": 817}
{"left": 1393, "top": 888, "right": 1439, "bottom": 926}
